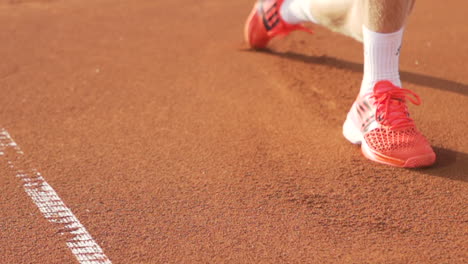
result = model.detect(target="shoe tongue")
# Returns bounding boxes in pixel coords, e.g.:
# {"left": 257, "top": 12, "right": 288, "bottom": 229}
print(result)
{"left": 373, "top": 81, "right": 413, "bottom": 128}
{"left": 373, "top": 81, "right": 399, "bottom": 94}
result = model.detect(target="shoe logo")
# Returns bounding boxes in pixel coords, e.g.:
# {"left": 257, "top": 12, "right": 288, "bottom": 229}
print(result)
{"left": 355, "top": 100, "right": 376, "bottom": 133}
{"left": 361, "top": 115, "right": 376, "bottom": 133}
{"left": 259, "top": 0, "right": 280, "bottom": 31}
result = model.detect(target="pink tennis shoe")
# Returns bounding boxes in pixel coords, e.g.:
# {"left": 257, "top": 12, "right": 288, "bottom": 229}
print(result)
{"left": 244, "top": 0, "right": 312, "bottom": 49}
{"left": 343, "top": 81, "right": 436, "bottom": 167}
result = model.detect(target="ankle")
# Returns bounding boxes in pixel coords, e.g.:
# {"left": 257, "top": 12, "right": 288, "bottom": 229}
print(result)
{"left": 280, "top": 0, "right": 318, "bottom": 24}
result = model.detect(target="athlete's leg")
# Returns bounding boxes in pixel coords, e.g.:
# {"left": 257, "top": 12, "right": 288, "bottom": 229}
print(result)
{"left": 282, "top": 0, "right": 415, "bottom": 92}
{"left": 363, "top": 0, "right": 415, "bottom": 33}
{"left": 281, "top": 0, "right": 415, "bottom": 41}
{"left": 358, "top": 0, "right": 416, "bottom": 94}
{"left": 334, "top": 0, "right": 434, "bottom": 168}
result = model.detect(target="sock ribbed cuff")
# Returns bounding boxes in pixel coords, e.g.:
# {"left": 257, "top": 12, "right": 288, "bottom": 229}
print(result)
{"left": 360, "top": 25, "right": 404, "bottom": 95}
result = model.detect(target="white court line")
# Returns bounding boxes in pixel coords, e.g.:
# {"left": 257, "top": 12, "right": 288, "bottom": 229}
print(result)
{"left": 0, "top": 128, "right": 111, "bottom": 264}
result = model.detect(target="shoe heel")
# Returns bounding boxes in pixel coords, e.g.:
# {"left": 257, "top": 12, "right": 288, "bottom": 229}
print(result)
{"left": 343, "top": 118, "right": 362, "bottom": 144}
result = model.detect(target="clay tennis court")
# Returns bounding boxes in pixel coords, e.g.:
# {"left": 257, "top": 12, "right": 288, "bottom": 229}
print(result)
{"left": 1, "top": 0, "right": 467, "bottom": 263}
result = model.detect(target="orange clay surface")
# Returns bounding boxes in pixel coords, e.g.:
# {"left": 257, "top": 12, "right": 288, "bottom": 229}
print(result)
{"left": 0, "top": 0, "right": 467, "bottom": 263}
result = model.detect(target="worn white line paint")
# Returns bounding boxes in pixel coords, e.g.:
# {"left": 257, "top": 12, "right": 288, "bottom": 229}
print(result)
{"left": 0, "top": 129, "right": 111, "bottom": 264}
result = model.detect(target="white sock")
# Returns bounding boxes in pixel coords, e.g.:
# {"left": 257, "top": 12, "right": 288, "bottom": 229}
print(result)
{"left": 280, "top": 0, "right": 318, "bottom": 24}
{"left": 360, "top": 25, "right": 404, "bottom": 95}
